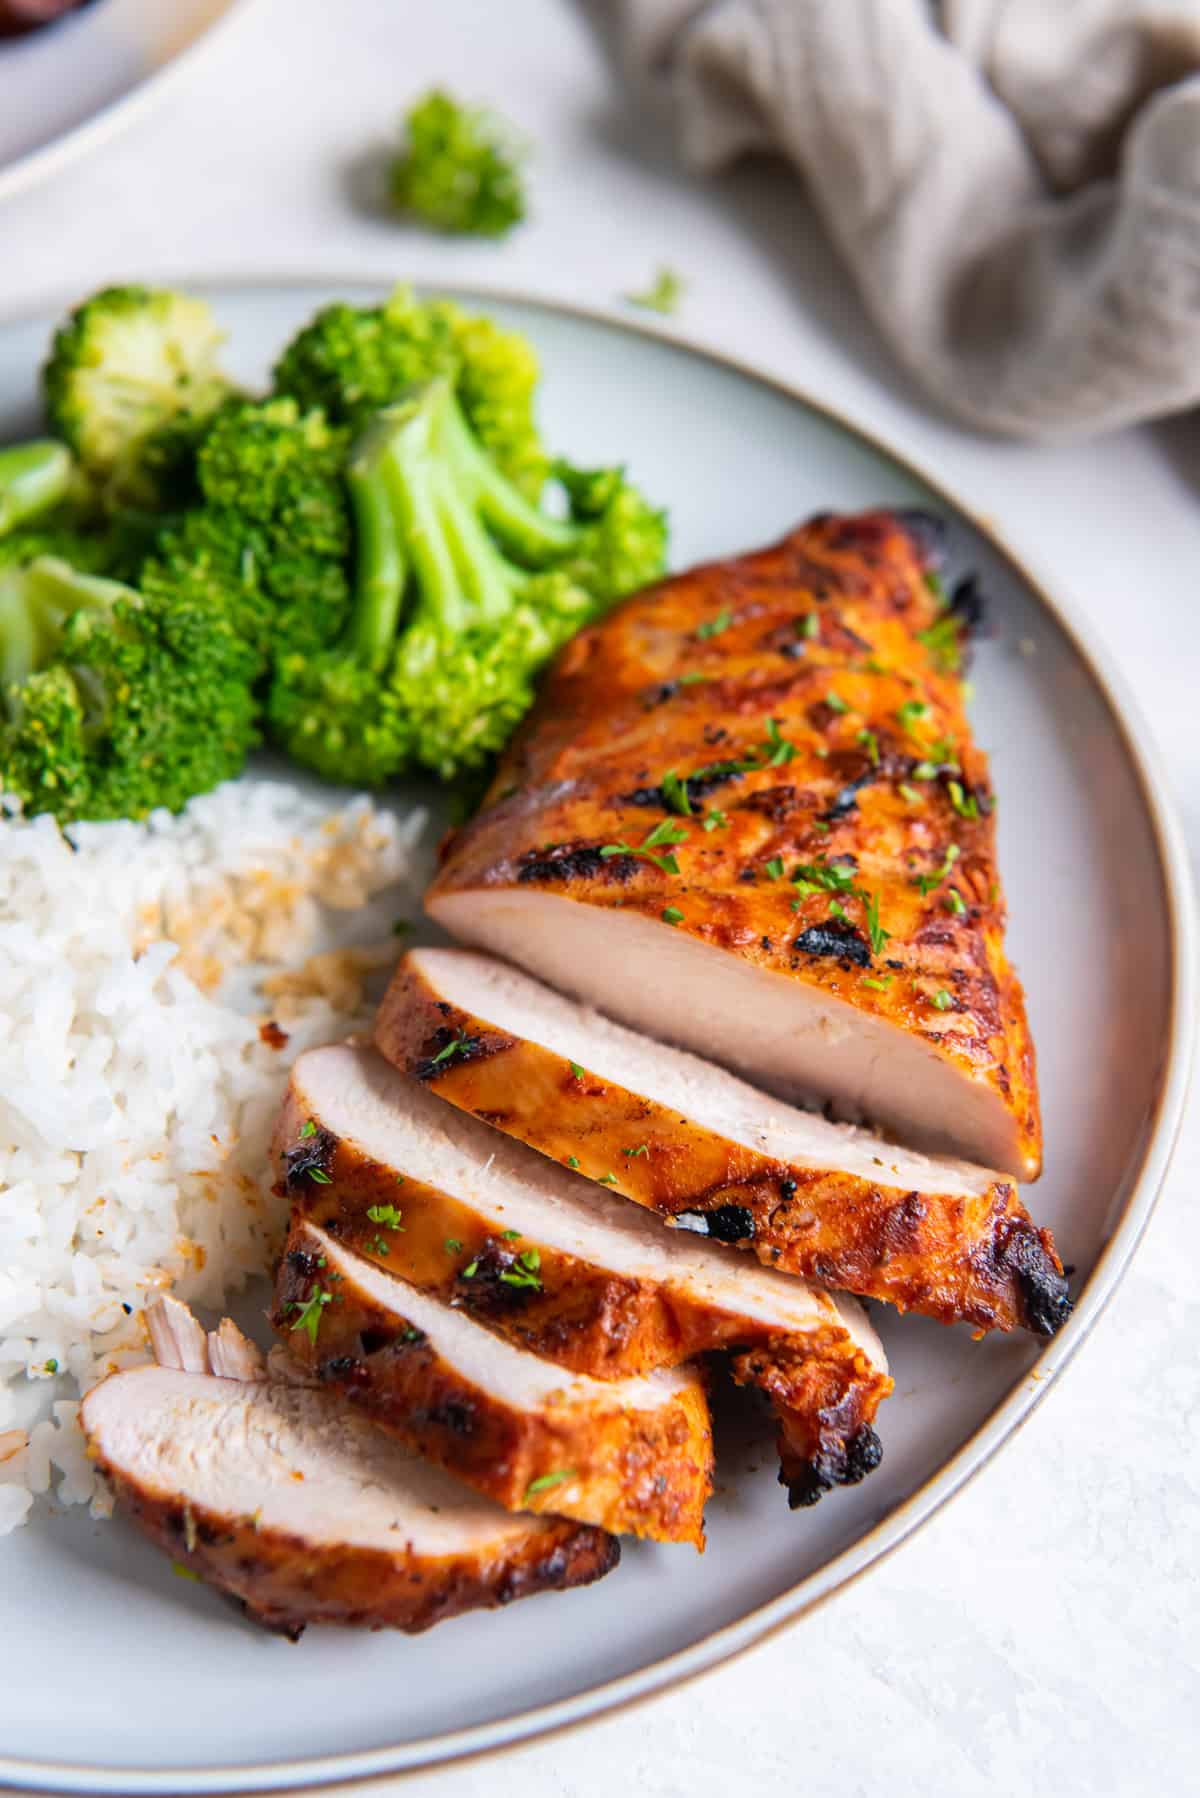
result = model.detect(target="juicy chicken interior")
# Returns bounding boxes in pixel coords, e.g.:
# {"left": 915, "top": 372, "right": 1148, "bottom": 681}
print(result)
{"left": 375, "top": 949, "right": 1068, "bottom": 1335}
{"left": 276, "top": 1042, "right": 892, "bottom": 1504}
{"left": 427, "top": 509, "right": 1042, "bottom": 1182}
{"left": 81, "top": 1341, "right": 616, "bottom": 1639}
{"left": 274, "top": 1220, "right": 714, "bottom": 1546}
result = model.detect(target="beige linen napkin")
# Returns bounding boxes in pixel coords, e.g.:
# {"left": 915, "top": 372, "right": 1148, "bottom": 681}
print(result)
{"left": 614, "top": 0, "right": 1200, "bottom": 439}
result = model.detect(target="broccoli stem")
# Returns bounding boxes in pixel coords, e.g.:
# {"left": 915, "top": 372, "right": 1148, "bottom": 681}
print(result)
{"left": 437, "top": 395, "right": 575, "bottom": 566}
{"left": 0, "top": 441, "right": 73, "bottom": 537}
{"left": 345, "top": 451, "right": 406, "bottom": 668}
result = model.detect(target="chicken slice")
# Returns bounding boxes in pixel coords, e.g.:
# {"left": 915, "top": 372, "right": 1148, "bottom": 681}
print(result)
{"left": 81, "top": 1365, "right": 617, "bottom": 1639}
{"left": 276, "top": 1041, "right": 891, "bottom": 1506}
{"left": 274, "top": 1221, "right": 713, "bottom": 1546}
{"left": 374, "top": 948, "right": 1068, "bottom": 1336}
{"left": 427, "top": 510, "right": 1041, "bottom": 1181}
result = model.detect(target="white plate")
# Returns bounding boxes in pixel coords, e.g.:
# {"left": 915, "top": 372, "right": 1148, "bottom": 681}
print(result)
{"left": 0, "top": 281, "right": 1194, "bottom": 1795}
{"left": 0, "top": 0, "right": 250, "bottom": 204}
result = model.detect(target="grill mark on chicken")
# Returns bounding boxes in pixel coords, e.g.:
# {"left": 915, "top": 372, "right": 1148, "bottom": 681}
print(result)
{"left": 794, "top": 920, "right": 872, "bottom": 966}
{"left": 516, "top": 843, "right": 630, "bottom": 885}
{"left": 283, "top": 1124, "right": 337, "bottom": 1192}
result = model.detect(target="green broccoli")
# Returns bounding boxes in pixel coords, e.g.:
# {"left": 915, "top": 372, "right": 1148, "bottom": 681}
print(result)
{"left": 389, "top": 90, "right": 527, "bottom": 239}
{"left": 0, "top": 440, "right": 73, "bottom": 535}
{"left": 272, "top": 286, "right": 548, "bottom": 498}
{"left": 43, "top": 286, "right": 233, "bottom": 509}
{"left": 0, "top": 550, "right": 260, "bottom": 824}
{"left": 268, "top": 377, "right": 666, "bottom": 783}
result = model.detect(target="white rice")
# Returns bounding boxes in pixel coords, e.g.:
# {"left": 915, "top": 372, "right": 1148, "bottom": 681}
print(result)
{"left": 0, "top": 777, "right": 430, "bottom": 1533}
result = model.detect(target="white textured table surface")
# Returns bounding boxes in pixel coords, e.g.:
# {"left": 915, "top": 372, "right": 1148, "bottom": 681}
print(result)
{"left": 4, "top": 3, "right": 1198, "bottom": 1793}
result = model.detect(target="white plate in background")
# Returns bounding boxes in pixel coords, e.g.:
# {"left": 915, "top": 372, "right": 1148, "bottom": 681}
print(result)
{"left": 0, "top": 281, "right": 1193, "bottom": 1794}
{"left": 0, "top": 0, "right": 250, "bottom": 204}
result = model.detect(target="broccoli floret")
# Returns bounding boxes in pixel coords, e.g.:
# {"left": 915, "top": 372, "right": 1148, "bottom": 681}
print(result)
{"left": 0, "top": 552, "right": 260, "bottom": 823}
{"left": 389, "top": 90, "right": 527, "bottom": 239}
{"left": 268, "top": 378, "right": 666, "bottom": 784}
{"left": 42, "top": 286, "right": 233, "bottom": 509}
{"left": 271, "top": 286, "right": 548, "bottom": 498}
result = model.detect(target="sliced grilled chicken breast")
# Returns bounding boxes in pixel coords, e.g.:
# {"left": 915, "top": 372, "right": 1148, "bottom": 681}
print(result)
{"left": 274, "top": 1221, "right": 713, "bottom": 1546}
{"left": 275, "top": 1042, "right": 891, "bottom": 1505}
{"left": 81, "top": 1364, "right": 618, "bottom": 1639}
{"left": 427, "top": 510, "right": 1041, "bottom": 1181}
{"left": 375, "top": 950, "right": 1068, "bottom": 1335}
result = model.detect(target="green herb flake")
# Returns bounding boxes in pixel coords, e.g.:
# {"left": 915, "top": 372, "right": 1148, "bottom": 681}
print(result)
{"left": 598, "top": 1173, "right": 619, "bottom": 1185}
{"left": 289, "top": 1287, "right": 332, "bottom": 1348}
{"left": 764, "top": 717, "right": 796, "bottom": 767}
{"left": 626, "top": 267, "right": 684, "bottom": 315}
{"left": 524, "top": 1469, "right": 575, "bottom": 1503}
{"left": 863, "top": 656, "right": 889, "bottom": 674}
{"left": 697, "top": 609, "right": 733, "bottom": 641}
{"left": 702, "top": 810, "right": 728, "bottom": 832}
{"left": 569, "top": 1061, "right": 585, "bottom": 1080}
{"left": 662, "top": 905, "right": 684, "bottom": 925}
{"left": 791, "top": 859, "right": 858, "bottom": 897}
{"left": 600, "top": 818, "right": 688, "bottom": 877}
{"left": 499, "top": 1248, "right": 542, "bottom": 1290}
{"left": 306, "top": 1168, "right": 332, "bottom": 1185}
{"left": 824, "top": 691, "right": 850, "bottom": 715}
{"left": 861, "top": 975, "right": 893, "bottom": 992}
{"left": 299, "top": 1120, "right": 317, "bottom": 1139}
{"left": 800, "top": 612, "right": 819, "bottom": 641}
{"left": 896, "top": 700, "right": 930, "bottom": 733}
{"left": 945, "top": 889, "right": 967, "bottom": 916}
{"left": 924, "top": 571, "right": 947, "bottom": 602}
{"left": 172, "top": 1562, "right": 200, "bottom": 1583}
{"left": 566, "top": 1156, "right": 580, "bottom": 1170}
{"left": 915, "top": 842, "right": 961, "bottom": 896}
{"left": 898, "top": 783, "right": 921, "bottom": 803}
{"left": 678, "top": 670, "right": 708, "bottom": 685}
{"left": 431, "top": 1030, "right": 474, "bottom": 1067}
{"left": 366, "top": 1204, "right": 404, "bottom": 1231}
{"left": 661, "top": 770, "right": 692, "bottom": 816}
{"left": 947, "top": 779, "right": 979, "bottom": 820}
{"left": 856, "top": 728, "right": 879, "bottom": 766}
{"left": 865, "top": 890, "right": 890, "bottom": 956}
{"left": 765, "top": 856, "right": 785, "bottom": 881}
{"left": 917, "top": 613, "right": 962, "bottom": 673}
{"left": 828, "top": 898, "right": 848, "bottom": 921}
{"left": 44, "top": 1358, "right": 58, "bottom": 1375}
{"left": 444, "top": 1238, "right": 464, "bottom": 1254}
{"left": 462, "top": 1259, "right": 479, "bottom": 1279}
{"left": 502, "top": 1229, "right": 522, "bottom": 1241}
{"left": 622, "top": 1144, "right": 649, "bottom": 1158}
{"left": 931, "top": 989, "right": 954, "bottom": 1012}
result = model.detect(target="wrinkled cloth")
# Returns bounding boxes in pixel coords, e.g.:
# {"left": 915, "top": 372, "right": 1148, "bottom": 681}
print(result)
{"left": 614, "top": 0, "right": 1200, "bottom": 440}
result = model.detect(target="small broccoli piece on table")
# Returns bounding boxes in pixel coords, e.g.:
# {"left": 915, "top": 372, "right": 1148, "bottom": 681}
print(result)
{"left": 268, "top": 378, "right": 666, "bottom": 785}
{"left": 42, "top": 286, "right": 233, "bottom": 509}
{"left": 271, "top": 286, "right": 548, "bottom": 499}
{"left": 389, "top": 90, "right": 527, "bottom": 239}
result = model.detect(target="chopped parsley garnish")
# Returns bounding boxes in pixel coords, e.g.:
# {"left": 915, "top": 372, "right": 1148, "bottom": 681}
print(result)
{"left": 366, "top": 1204, "right": 404, "bottom": 1230}
{"left": 44, "top": 1358, "right": 58, "bottom": 1374}
{"left": 697, "top": 609, "right": 733, "bottom": 641}
{"left": 946, "top": 779, "right": 979, "bottom": 820}
{"left": 865, "top": 890, "right": 890, "bottom": 956}
{"left": 828, "top": 899, "right": 848, "bottom": 921}
{"left": 431, "top": 1031, "right": 473, "bottom": 1066}
{"left": 626, "top": 267, "right": 684, "bottom": 315}
{"left": 924, "top": 571, "right": 947, "bottom": 602}
{"left": 600, "top": 819, "right": 688, "bottom": 875}
{"left": 444, "top": 1238, "right": 464, "bottom": 1253}
{"left": 898, "top": 783, "right": 921, "bottom": 803}
{"left": 569, "top": 1061, "right": 585, "bottom": 1080}
{"left": 945, "top": 889, "right": 967, "bottom": 916}
{"left": 598, "top": 1172, "right": 619, "bottom": 1185}
{"left": 368, "top": 1236, "right": 390, "bottom": 1256}
{"left": 299, "top": 1119, "right": 317, "bottom": 1138}
{"left": 502, "top": 1229, "right": 521, "bottom": 1241}
{"left": 912, "top": 761, "right": 938, "bottom": 781}
{"left": 928, "top": 737, "right": 959, "bottom": 766}
{"left": 861, "top": 974, "right": 893, "bottom": 992}
{"left": 462, "top": 1259, "right": 479, "bottom": 1278}
{"left": 856, "top": 728, "right": 879, "bottom": 766}
{"left": 662, "top": 905, "right": 684, "bottom": 925}
{"left": 824, "top": 691, "right": 850, "bottom": 715}
{"left": 306, "top": 1168, "right": 332, "bottom": 1185}
{"left": 765, "top": 856, "right": 785, "bottom": 880}
{"left": 896, "top": 700, "right": 930, "bottom": 733}
{"left": 791, "top": 859, "right": 858, "bottom": 897}
{"left": 678, "top": 670, "right": 708, "bottom": 685}
{"left": 499, "top": 1248, "right": 542, "bottom": 1290}
{"left": 289, "top": 1287, "right": 332, "bottom": 1348}
{"left": 172, "top": 1562, "right": 200, "bottom": 1582}
{"left": 862, "top": 656, "right": 890, "bottom": 674}
{"left": 930, "top": 989, "right": 954, "bottom": 1011}
{"left": 764, "top": 718, "right": 795, "bottom": 766}
{"left": 661, "top": 770, "right": 693, "bottom": 816}
{"left": 915, "top": 843, "right": 961, "bottom": 895}
{"left": 800, "top": 612, "right": 819, "bottom": 640}
{"left": 524, "top": 1469, "right": 575, "bottom": 1502}
{"left": 622, "top": 1144, "right": 649, "bottom": 1158}
{"left": 566, "top": 1156, "right": 580, "bottom": 1170}
{"left": 702, "top": 809, "right": 728, "bottom": 832}
{"left": 918, "top": 613, "right": 962, "bottom": 673}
